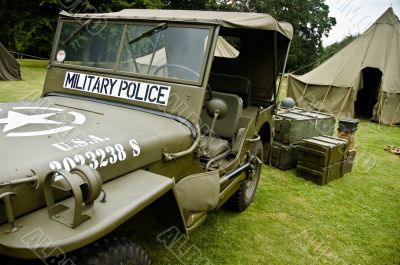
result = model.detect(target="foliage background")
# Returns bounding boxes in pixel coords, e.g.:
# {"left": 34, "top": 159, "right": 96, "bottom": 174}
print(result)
{"left": 0, "top": 0, "right": 337, "bottom": 73}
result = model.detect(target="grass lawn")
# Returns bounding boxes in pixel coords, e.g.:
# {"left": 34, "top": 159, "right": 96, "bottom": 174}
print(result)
{"left": 0, "top": 59, "right": 47, "bottom": 102}
{"left": 1, "top": 60, "right": 399, "bottom": 264}
{"left": 142, "top": 120, "right": 399, "bottom": 265}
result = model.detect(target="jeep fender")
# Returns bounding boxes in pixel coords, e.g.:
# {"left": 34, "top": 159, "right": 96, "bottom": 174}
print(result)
{"left": 0, "top": 169, "right": 186, "bottom": 259}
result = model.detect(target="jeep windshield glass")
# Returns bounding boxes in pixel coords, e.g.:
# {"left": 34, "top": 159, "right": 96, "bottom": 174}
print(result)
{"left": 61, "top": 20, "right": 93, "bottom": 47}
{"left": 56, "top": 21, "right": 124, "bottom": 70}
{"left": 127, "top": 22, "right": 168, "bottom": 45}
{"left": 55, "top": 21, "right": 211, "bottom": 83}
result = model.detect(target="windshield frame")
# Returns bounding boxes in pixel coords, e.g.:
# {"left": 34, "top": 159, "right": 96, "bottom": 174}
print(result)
{"left": 51, "top": 19, "right": 215, "bottom": 86}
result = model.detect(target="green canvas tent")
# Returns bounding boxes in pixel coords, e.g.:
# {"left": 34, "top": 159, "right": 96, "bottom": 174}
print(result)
{"left": 287, "top": 8, "right": 400, "bottom": 125}
{"left": 0, "top": 43, "right": 21, "bottom": 81}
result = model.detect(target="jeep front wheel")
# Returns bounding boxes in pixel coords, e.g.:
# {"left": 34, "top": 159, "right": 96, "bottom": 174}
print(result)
{"left": 68, "top": 235, "right": 151, "bottom": 265}
{"left": 227, "top": 140, "right": 263, "bottom": 212}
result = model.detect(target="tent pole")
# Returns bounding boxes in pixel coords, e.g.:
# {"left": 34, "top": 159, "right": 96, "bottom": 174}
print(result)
{"left": 378, "top": 87, "right": 385, "bottom": 125}
{"left": 276, "top": 41, "right": 292, "bottom": 103}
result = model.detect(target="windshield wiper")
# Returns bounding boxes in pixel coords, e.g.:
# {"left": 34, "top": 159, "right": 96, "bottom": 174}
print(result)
{"left": 128, "top": 22, "right": 168, "bottom": 45}
{"left": 61, "top": 20, "right": 93, "bottom": 47}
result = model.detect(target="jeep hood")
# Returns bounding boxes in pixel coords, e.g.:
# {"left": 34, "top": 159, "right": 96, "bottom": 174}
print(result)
{"left": 0, "top": 95, "right": 193, "bottom": 183}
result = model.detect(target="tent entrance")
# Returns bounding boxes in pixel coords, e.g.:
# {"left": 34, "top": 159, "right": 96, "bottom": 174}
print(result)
{"left": 355, "top": 67, "right": 381, "bottom": 118}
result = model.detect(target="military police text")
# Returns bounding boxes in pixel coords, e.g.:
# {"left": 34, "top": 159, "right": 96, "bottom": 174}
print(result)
{"left": 64, "top": 71, "right": 171, "bottom": 106}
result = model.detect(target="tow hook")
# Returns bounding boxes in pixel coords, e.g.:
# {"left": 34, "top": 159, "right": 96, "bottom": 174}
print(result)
{"left": 247, "top": 164, "right": 256, "bottom": 181}
{"left": 253, "top": 156, "right": 262, "bottom": 165}
{"left": 247, "top": 156, "right": 262, "bottom": 181}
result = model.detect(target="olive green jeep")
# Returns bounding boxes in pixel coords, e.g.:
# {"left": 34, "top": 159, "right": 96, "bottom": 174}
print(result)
{"left": 0, "top": 9, "right": 292, "bottom": 264}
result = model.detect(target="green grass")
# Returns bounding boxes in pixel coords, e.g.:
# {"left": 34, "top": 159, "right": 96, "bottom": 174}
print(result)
{"left": 0, "top": 59, "right": 47, "bottom": 102}
{"left": 141, "top": 120, "right": 400, "bottom": 265}
{"left": 1, "top": 60, "right": 399, "bottom": 264}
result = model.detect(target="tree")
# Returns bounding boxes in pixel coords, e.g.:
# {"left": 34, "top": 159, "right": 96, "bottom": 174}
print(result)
{"left": 0, "top": 0, "right": 59, "bottom": 57}
{"left": 163, "top": 0, "right": 211, "bottom": 9}
{"left": 210, "top": 0, "right": 336, "bottom": 73}
{"left": 1, "top": 0, "right": 336, "bottom": 72}
{"left": 0, "top": 0, "right": 165, "bottom": 58}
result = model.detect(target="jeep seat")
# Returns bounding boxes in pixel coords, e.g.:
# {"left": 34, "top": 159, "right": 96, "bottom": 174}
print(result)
{"left": 208, "top": 73, "right": 251, "bottom": 107}
{"left": 200, "top": 91, "right": 243, "bottom": 139}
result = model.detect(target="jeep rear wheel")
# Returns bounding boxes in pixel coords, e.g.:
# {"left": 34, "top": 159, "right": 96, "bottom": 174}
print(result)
{"left": 68, "top": 235, "right": 151, "bottom": 265}
{"left": 227, "top": 140, "right": 263, "bottom": 212}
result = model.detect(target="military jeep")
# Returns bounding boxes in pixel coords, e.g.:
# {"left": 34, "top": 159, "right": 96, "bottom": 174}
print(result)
{"left": 0, "top": 9, "right": 292, "bottom": 264}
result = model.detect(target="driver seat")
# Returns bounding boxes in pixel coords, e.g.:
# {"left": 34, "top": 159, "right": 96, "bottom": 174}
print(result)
{"left": 199, "top": 91, "right": 243, "bottom": 158}
{"left": 201, "top": 91, "right": 243, "bottom": 139}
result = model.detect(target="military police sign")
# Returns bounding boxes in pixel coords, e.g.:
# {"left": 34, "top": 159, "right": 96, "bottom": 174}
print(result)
{"left": 64, "top": 71, "right": 171, "bottom": 106}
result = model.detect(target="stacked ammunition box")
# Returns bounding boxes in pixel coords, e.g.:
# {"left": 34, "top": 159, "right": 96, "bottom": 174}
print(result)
{"left": 270, "top": 108, "right": 336, "bottom": 170}
{"left": 337, "top": 118, "right": 359, "bottom": 174}
{"left": 296, "top": 136, "right": 348, "bottom": 185}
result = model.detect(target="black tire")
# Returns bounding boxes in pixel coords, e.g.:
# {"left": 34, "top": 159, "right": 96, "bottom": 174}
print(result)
{"left": 227, "top": 140, "right": 263, "bottom": 212}
{"left": 67, "top": 235, "right": 151, "bottom": 265}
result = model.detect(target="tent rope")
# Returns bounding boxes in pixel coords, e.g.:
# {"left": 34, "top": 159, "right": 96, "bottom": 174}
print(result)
{"left": 9, "top": 51, "right": 49, "bottom": 60}
{"left": 289, "top": 48, "right": 342, "bottom": 75}
{"left": 319, "top": 85, "right": 332, "bottom": 111}
{"left": 378, "top": 84, "right": 385, "bottom": 125}
{"left": 336, "top": 88, "right": 352, "bottom": 119}
{"left": 289, "top": 34, "right": 360, "bottom": 75}
{"left": 390, "top": 100, "right": 400, "bottom": 126}
{"left": 298, "top": 83, "right": 308, "bottom": 105}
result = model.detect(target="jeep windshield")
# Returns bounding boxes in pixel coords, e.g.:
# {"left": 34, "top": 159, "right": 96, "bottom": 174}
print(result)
{"left": 54, "top": 20, "right": 212, "bottom": 83}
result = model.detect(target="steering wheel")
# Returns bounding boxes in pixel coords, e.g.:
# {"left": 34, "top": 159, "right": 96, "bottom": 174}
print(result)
{"left": 153, "top": 64, "right": 200, "bottom": 79}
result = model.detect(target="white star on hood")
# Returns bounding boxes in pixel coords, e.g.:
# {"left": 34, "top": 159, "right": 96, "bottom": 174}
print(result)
{"left": 0, "top": 111, "right": 63, "bottom": 132}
